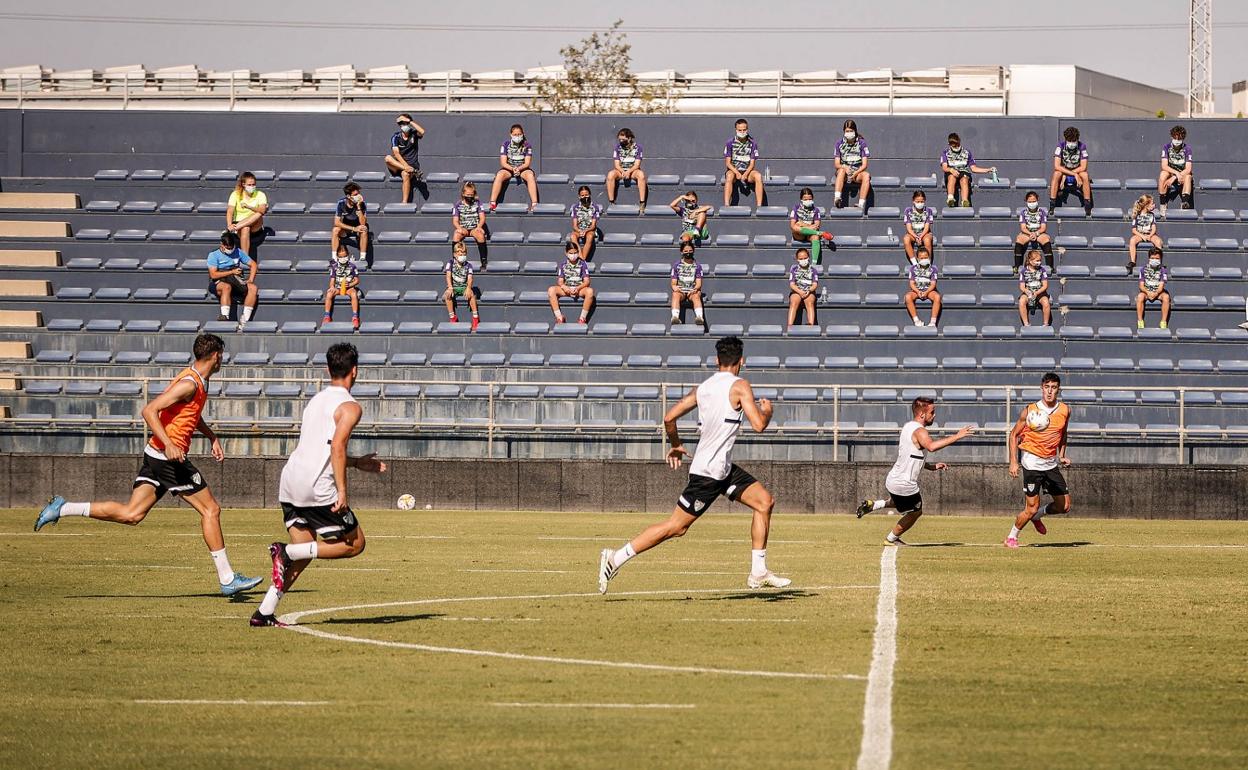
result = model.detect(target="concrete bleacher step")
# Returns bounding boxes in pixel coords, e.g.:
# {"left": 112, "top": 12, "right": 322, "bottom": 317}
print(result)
{"left": 0, "top": 193, "right": 80, "bottom": 210}
{"left": 0, "top": 250, "right": 60, "bottom": 267}
{"left": 0, "top": 221, "right": 71, "bottom": 238}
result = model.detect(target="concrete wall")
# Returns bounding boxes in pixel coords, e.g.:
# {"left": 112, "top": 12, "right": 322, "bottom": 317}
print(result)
{"left": 1, "top": 453, "right": 1243, "bottom": 519}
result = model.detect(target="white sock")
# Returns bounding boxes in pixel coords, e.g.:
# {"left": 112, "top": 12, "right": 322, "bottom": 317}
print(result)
{"left": 258, "top": 585, "right": 283, "bottom": 616}
{"left": 61, "top": 501, "right": 91, "bottom": 517}
{"left": 694, "top": 308, "right": 704, "bottom": 320}
{"left": 751, "top": 549, "right": 767, "bottom": 575}
{"left": 554, "top": 311, "right": 564, "bottom": 321}
{"left": 609, "top": 542, "right": 636, "bottom": 570}
{"left": 872, "top": 499, "right": 887, "bottom": 511}
{"left": 913, "top": 316, "right": 921, "bottom": 325}
{"left": 579, "top": 311, "right": 588, "bottom": 321}
{"left": 210, "top": 548, "right": 235, "bottom": 585}
{"left": 286, "top": 541, "right": 318, "bottom": 561}
{"left": 886, "top": 532, "right": 899, "bottom": 543}
{"left": 834, "top": 191, "right": 842, "bottom": 200}
{"left": 858, "top": 198, "right": 866, "bottom": 208}
{"left": 241, "top": 306, "right": 254, "bottom": 322}
{"left": 219, "top": 305, "right": 229, "bottom": 316}
{"left": 1009, "top": 525, "right": 1021, "bottom": 540}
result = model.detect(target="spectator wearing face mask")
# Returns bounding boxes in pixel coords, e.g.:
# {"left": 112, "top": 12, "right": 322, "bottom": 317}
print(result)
{"left": 671, "top": 191, "right": 712, "bottom": 244}
{"left": 1013, "top": 191, "right": 1054, "bottom": 274}
{"left": 1136, "top": 246, "right": 1170, "bottom": 330}
{"left": 940, "top": 133, "right": 995, "bottom": 208}
{"left": 1126, "top": 194, "right": 1162, "bottom": 272}
{"left": 1158, "top": 125, "right": 1194, "bottom": 212}
{"left": 1049, "top": 126, "right": 1092, "bottom": 216}
{"left": 331, "top": 182, "right": 368, "bottom": 260}
{"left": 789, "top": 187, "right": 834, "bottom": 266}
{"left": 902, "top": 190, "right": 934, "bottom": 267}
{"left": 226, "top": 171, "right": 267, "bottom": 258}
{"left": 547, "top": 241, "right": 594, "bottom": 324}
{"left": 452, "top": 181, "right": 488, "bottom": 269}
{"left": 490, "top": 123, "right": 538, "bottom": 211}
{"left": 206, "top": 230, "right": 258, "bottom": 330}
{"left": 383, "top": 113, "right": 426, "bottom": 204}
{"left": 670, "top": 242, "right": 706, "bottom": 328}
{"left": 833, "top": 119, "right": 871, "bottom": 211}
{"left": 723, "top": 118, "right": 765, "bottom": 207}
{"left": 1017, "top": 247, "right": 1052, "bottom": 327}
{"left": 443, "top": 241, "right": 479, "bottom": 330}
{"left": 323, "top": 243, "right": 361, "bottom": 331}
{"left": 607, "top": 128, "right": 647, "bottom": 213}
{"left": 904, "top": 247, "right": 941, "bottom": 327}
{"left": 569, "top": 185, "right": 602, "bottom": 261}
{"left": 786, "top": 247, "right": 820, "bottom": 327}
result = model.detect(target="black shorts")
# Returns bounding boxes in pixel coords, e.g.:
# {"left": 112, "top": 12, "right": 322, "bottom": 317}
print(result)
{"left": 677, "top": 464, "right": 757, "bottom": 517}
{"left": 887, "top": 490, "right": 923, "bottom": 514}
{"left": 209, "top": 275, "right": 247, "bottom": 295}
{"left": 281, "top": 501, "right": 360, "bottom": 540}
{"left": 1022, "top": 467, "right": 1069, "bottom": 498}
{"left": 135, "top": 453, "right": 208, "bottom": 500}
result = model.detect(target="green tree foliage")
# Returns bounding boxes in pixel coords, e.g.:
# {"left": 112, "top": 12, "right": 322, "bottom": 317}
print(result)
{"left": 530, "top": 20, "right": 671, "bottom": 114}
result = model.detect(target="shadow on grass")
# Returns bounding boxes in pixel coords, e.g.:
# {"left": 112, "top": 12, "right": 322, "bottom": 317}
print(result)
{"left": 904, "top": 542, "right": 967, "bottom": 548}
{"left": 626, "top": 589, "right": 819, "bottom": 604}
{"left": 1029, "top": 541, "right": 1093, "bottom": 548}
{"left": 68, "top": 589, "right": 309, "bottom": 602}
{"left": 317, "top": 613, "right": 444, "bottom": 625}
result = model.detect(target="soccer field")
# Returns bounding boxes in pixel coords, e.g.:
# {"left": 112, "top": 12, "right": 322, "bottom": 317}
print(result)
{"left": 2, "top": 508, "right": 1246, "bottom": 769}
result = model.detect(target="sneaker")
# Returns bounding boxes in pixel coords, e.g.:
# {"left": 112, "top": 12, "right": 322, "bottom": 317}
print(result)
{"left": 946, "top": 196, "right": 956, "bottom": 206}
{"left": 220, "top": 573, "right": 263, "bottom": 597}
{"left": 747, "top": 571, "right": 792, "bottom": 589}
{"left": 489, "top": 202, "right": 497, "bottom": 212}
{"left": 411, "top": 169, "right": 425, "bottom": 184}
{"left": 1047, "top": 203, "right": 1056, "bottom": 215}
{"left": 33, "top": 495, "right": 65, "bottom": 531}
{"left": 322, "top": 314, "right": 332, "bottom": 324}
{"left": 1159, "top": 203, "right": 1168, "bottom": 216}
{"left": 471, "top": 317, "right": 479, "bottom": 331}
{"left": 1181, "top": 200, "right": 1194, "bottom": 211}
{"left": 696, "top": 316, "right": 707, "bottom": 329}
{"left": 216, "top": 313, "right": 230, "bottom": 323}
{"left": 885, "top": 537, "right": 908, "bottom": 546}
{"left": 855, "top": 499, "right": 874, "bottom": 518}
{"left": 928, "top": 318, "right": 938, "bottom": 328}
{"left": 820, "top": 231, "right": 834, "bottom": 241}
{"left": 249, "top": 610, "right": 286, "bottom": 628}
{"left": 269, "top": 542, "right": 292, "bottom": 592}
{"left": 1126, "top": 262, "right": 1136, "bottom": 272}
{"left": 1012, "top": 265, "right": 1019, "bottom": 277}
{"left": 449, "top": 314, "right": 458, "bottom": 323}
{"left": 1239, "top": 321, "right": 1248, "bottom": 330}
{"left": 598, "top": 548, "right": 617, "bottom": 594}
{"left": 352, "top": 316, "right": 360, "bottom": 330}
{"left": 1032, "top": 518, "right": 1048, "bottom": 535}
{"left": 578, "top": 317, "right": 588, "bottom": 325}
{"left": 1159, "top": 321, "right": 1168, "bottom": 330}
{"left": 554, "top": 314, "right": 565, "bottom": 324}
{"left": 1083, "top": 204, "right": 1093, "bottom": 217}
{"left": 638, "top": 204, "right": 647, "bottom": 217}
{"left": 961, "top": 200, "right": 972, "bottom": 208}
{"left": 1137, "top": 319, "right": 1145, "bottom": 329}
{"left": 834, "top": 197, "right": 845, "bottom": 209}
{"left": 1004, "top": 537, "right": 1019, "bottom": 549}
{"left": 913, "top": 318, "right": 924, "bottom": 327}
{"left": 236, "top": 321, "right": 247, "bottom": 333}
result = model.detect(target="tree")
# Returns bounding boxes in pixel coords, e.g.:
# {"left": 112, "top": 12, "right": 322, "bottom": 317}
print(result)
{"left": 529, "top": 20, "right": 671, "bottom": 114}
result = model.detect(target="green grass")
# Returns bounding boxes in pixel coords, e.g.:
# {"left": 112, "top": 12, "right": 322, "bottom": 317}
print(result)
{"left": 1, "top": 508, "right": 1245, "bottom": 769}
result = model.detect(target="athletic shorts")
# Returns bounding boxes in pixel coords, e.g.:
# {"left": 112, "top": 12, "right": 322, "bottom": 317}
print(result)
{"left": 677, "top": 464, "right": 757, "bottom": 517}
{"left": 887, "top": 490, "right": 923, "bottom": 514}
{"left": 281, "top": 501, "right": 360, "bottom": 540}
{"left": 683, "top": 226, "right": 710, "bottom": 241}
{"left": 1022, "top": 467, "right": 1069, "bottom": 498}
{"left": 209, "top": 275, "right": 247, "bottom": 295}
{"left": 449, "top": 285, "right": 467, "bottom": 297}
{"left": 135, "top": 453, "right": 207, "bottom": 500}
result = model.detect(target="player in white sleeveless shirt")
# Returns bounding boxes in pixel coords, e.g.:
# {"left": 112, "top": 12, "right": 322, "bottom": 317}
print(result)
{"left": 599, "top": 336, "right": 791, "bottom": 593}
{"left": 855, "top": 396, "right": 975, "bottom": 545}
{"left": 251, "top": 343, "right": 387, "bottom": 627}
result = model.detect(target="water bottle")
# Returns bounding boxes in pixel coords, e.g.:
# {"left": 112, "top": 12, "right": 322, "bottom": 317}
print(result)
{"left": 887, "top": 226, "right": 895, "bottom": 244}
{"left": 764, "top": 165, "right": 771, "bottom": 182}
{"left": 990, "top": 168, "right": 999, "bottom": 184}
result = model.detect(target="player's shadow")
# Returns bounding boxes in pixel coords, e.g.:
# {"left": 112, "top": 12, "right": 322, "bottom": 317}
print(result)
{"left": 317, "top": 613, "right": 444, "bottom": 625}
{"left": 1029, "top": 541, "right": 1093, "bottom": 548}
{"left": 639, "top": 589, "right": 817, "bottom": 604}
{"left": 68, "top": 589, "right": 309, "bottom": 602}
{"left": 904, "top": 542, "right": 966, "bottom": 548}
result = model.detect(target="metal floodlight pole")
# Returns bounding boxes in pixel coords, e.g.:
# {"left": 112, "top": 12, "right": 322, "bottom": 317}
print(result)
{"left": 1188, "top": 0, "right": 1214, "bottom": 116}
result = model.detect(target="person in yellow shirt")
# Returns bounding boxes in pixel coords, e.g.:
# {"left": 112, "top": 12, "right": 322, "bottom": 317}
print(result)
{"left": 1006, "top": 372, "right": 1073, "bottom": 548}
{"left": 226, "top": 171, "right": 268, "bottom": 256}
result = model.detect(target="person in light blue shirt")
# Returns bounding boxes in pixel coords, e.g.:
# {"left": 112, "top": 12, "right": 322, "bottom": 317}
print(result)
{"left": 206, "top": 231, "right": 258, "bottom": 329}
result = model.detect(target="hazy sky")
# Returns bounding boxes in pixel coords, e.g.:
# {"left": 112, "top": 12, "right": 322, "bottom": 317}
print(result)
{"left": 3, "top": 1, "right": 1246, "bottom": 110}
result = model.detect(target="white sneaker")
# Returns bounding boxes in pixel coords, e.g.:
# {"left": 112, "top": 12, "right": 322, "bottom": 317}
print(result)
{"left": 1240, "top": 321, "right": 1248, "bottom": 330}
{"left": 913, "top": 318, "right": 924, "bottom": 327}
{"left": 598, "top": 548, "right": 617, "bottom": 594}
{"left": 747, "top": 571, "right": 792, "bottom": 589}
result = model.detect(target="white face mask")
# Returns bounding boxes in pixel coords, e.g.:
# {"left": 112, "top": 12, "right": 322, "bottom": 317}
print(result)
{"left": 1171, "top": 138, "right": 1183, "bottom": 146}
{"left": 801, "top": 199, "right": 814, "bottom": 208}
{"left": 455, "top": 253, "right": 467, "bottom": 264}
{"left": 918, "top": 259, "right": 930, "bottom": 268}
{"left": 400, "top": 123, "right": 413, "bottom": 134}
{"left": 797, "top": 258, "right": 810, "bottom": 268}
{"left": 736, "top": 130, "right": 748, "bottom": 139}
{"left": 844, "top": 131, "right": 856, "bottom": 141}
{"left": 1027, "top": 201, "right": 1039, "bottom": 211}
{"left": 244, "top": 185, "right": 256, "bottom": 194}
{"left": 336, "top": 256, "right": 349, "bottom": 266}
{"left": 1066, "top": 141, "right": 1078, "bottom": 149}
{"left": 913, "top": 201, "right": 925, "bottom": 210}
{"left": 512, "top": 134, "right": 524, "bottom": 144}
{"left": 566, "top": 252, "right": 579, "bottom": 261}
{"left": 351, "top": 194, "right": 363, "bottom": 204}
{"left": 1148, "top": 259, "right": 1161, "bottom": 268}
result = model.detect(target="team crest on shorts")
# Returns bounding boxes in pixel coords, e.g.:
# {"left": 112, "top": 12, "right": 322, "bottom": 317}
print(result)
{"left": 192, "top": 472, "right": 202, "bottom": 485}
{"left": 693, "top": 500, "right": 707, "bottom": 512}
{"left": 1025, "top": 483, "right": 1036, "bottom": 492}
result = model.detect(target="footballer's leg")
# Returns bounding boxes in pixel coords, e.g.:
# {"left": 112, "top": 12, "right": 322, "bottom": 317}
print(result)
{"left": 599, "top": 507, "right": 699, "bottom": 593}
{"left": 182, "top": 486, "right": 261, "bottom": 596}
{"left": 736, "top": 480, "right": 791, "bottom": 588}
{"left": 37, "top": 483, "right": 159, "bottom": 531}
{"left": 1006, "top": 484, "right": 1042, "bottom": 548}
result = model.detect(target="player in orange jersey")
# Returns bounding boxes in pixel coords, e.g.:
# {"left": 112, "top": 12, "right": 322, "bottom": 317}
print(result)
{"left": 34, "top": 334, "right": 262, "bottom": 596}
{"left": 1005, "top": 371, "right": 1073, "bottom": 548}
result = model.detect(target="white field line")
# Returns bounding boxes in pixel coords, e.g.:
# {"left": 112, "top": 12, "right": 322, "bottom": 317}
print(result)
{"left": 134, "top": 699, "right": 330, "bottom": 706}
{"left": 856, "top": 547, "right": 898, "bottom": 770}
{"left": 279, "top": 585, "right": 871, "bottom": 681}
{"left": 71, "top": 563, "right": 195, "bottom": 570}
{"left": 115, "top": 614, "right": 241, "bottom": 620}
{"left": 492, "top": 702, "right": 695, "bottom": 710}
{"left": 929, "top": 542, "right": 1248, "bottom": 550}
{"left": 317, "top": 567, "right": 392, "bottom": 572}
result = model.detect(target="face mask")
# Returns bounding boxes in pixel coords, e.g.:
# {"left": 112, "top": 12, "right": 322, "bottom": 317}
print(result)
{"left": 1171, "top": 138, "right": 1183, "bottom": 146}
{"left": 797, "top": 258, "right": 810, "bottom": 268}
{"left": 580, "top": 197, "right": 590, "bottom": 205}
{"left": 351, "top": 194, "right": 363, "bottom": 204}
{"left": 512, "top": 134, "right": 524, "bottom": 144}
{"left": 455, "top": 253, "right": 467, "bottom": 264}
{"left": 1066, "top": 141, "right": 1078, "bottom": 149}
{"left": 914, "top": 201, "right": 925, "bottom": 210}
{"left": 949, "top": 145, "right": 960, "bottom": 152}
{"left": 685, "top": 199, "right": 697, "bottom": 208}
{"left": 1148, "top": 259, "right": 1161, "bottom": 268}
{"left": 400, "top": 124, "right": 413, "bottom": 134}
{"left": 918, "top": 259, "right": 930, "bottom": 268}
{"left": 566, "top": 253, "right": 578, "bottom": 261}
{"left": 801, "top": 199, "right": 814, "bottom": 208}
{"left": 844, "top": 131, "right": 856, "bottom": 141}
{"left": 463, "top": 195, "right": 475, "bottom": 202}
{"left": 736, "top": 130, "right": 748, "bottom": 139}
{"left": 336, "top": 255, "right": 349, "bottom": 265}
{"left": 1027, "top": 201, "right": 1039, "bottom": 211}
{"left": 244, "top": 185, "right": 256, "bottom": 194}
{"left": 682, "top": 254, "right": 694, "bottom": 261}
{"left": 618, "top": 138, "right": 629, "bottom": 146}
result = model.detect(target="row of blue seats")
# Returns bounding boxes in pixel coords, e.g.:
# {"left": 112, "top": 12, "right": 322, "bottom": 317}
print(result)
{"left": 41, "top": 284, "right": 1247, "bottom": 310}
{"left": 46, "top": 256, "right": 1248, "bottom": 281}
{"left": 83, "top": 167, "right": 1248, "bottom": 192}
{"left": 29, "top": 344, "right": 1248, "bottom": 372}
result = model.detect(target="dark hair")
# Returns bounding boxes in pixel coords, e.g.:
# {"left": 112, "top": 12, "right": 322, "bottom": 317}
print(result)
{"left": 680, "top": 241, "right": 696, "bottom": 254}
{"left": 947, "top": 133, "right": 960, "bottom": 143}
{"left": 716, "top": 336, "right": 744, "bottom": 366}
{"left": 684, "top": 190, "right": 698, "bottom": 200}
{"left": 795, "top": 247, "right": 810, "bottom": 259}
{"left": 799, "top": 186, "right": 814, "bottom": 198}
{"left": 235, "top": 171, "right": 255, "bottom": 192}
{"left": 577, "top": 185, "right": 591, "bottom": 196}
{"left": 510, "top": 123, "right": 524, "bottom": 133}
{"left": 564, "top": 240, "right": 579, "bottom": 253}
{"left": 219, "top": 231, "right": 239, "bottom": 249}
{"left": 735, "top": 118, "right": 748, "bottom": 127}
{"left": 398, "top": 113, "right": 412, "bottom": 121}
{"left": 1041, "top": 371, "right": 1061, "bottom": 386}
{"left": 343, "top": 182, "right": 361, "bottom": 195}
{"left": 618, "top": 127, "right": 634, "bottom": 140}
{"left": 326, "top": 343, "right": 359, "bottom": 379}
{"left": 916, "top": 245, "right": 930, "bottom": 256}
{"left": 1062, "top": 126, "right": 1080, "bottom": 142}
{"left": 1170, "top": 124, "right": 1186, "bottom": 139}
{"left": 843, "top": 119, "right": 858, "bottom": 132}
{"left": 1149, "top": 245, "right": 1164, "bottom": 257}
{"left": 911, "top": 396, "right": 934, "bottom": 415}
{"left": 1024, "top": 190, "right": 1039, "bottom": 200}
{"left": 192, "top": 333, "right": 225, "bottom": 361}
{"left": 912, "top": 189, "right": 926, "bottom": 200}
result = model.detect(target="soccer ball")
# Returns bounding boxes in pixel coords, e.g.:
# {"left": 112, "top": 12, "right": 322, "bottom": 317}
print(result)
{"left": 1026, "top": 409, "right": 1051, "bottom": 432}
{"left": 396, "top": 493, "right": 416, "bottom": 511}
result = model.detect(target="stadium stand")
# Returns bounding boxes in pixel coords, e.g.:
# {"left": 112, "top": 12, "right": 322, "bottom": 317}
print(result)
{"left": 0, "top": 112, "right": 1246, "bottom": 461}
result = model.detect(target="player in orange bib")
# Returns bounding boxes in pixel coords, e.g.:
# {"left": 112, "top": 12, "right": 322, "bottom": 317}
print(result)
{"left": 33, "top": 334, "right": 262, "bottom": 596}
{"left": 1005, "top": 371, "right": 1072, "bottom": 548}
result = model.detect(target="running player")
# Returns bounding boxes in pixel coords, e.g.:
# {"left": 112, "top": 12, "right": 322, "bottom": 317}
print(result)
{"left": 33, "top": 334, "right": 261, "bottom": 596}
{"left": 1006, "top": 372, "right": 1073, "bottom": 548}
{"left": 598, "top": 336, "right": 790, "bottom": 594}
{"left": 855, "top": 397, "right": 976, "bottom": 544}
{"left": 251, "top": 343, "right": 387, "bottom": 627}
